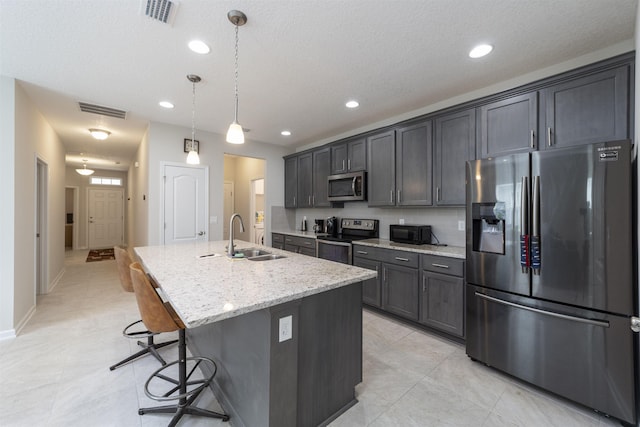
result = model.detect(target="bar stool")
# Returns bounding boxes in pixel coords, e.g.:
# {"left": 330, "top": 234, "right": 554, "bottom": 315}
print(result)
{"left": 109, "top": 246, "right": 177, "bottom": 371}
{"left": 129, "top": 262, "right": 229, "bottom": 426}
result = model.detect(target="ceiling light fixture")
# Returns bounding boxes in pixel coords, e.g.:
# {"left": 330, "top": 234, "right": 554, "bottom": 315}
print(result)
{"left": 159, "top": 101, "right": 175, "bottom": 109}
{"left": 226, "top": 10, "right": 247, "bottom": 145}
{"left": 89, "top": 128, "right": 110, "bottom": 140}
{"left": 281, "top": 130, "right": 291, "bottom": 136}
{"left": 469, "top": 44, "right": 493, "bottom": 58}
{"left": 76, "top": 160, "right": 95, "bottom": 176}
{"left": 346, "top": 100, "right": 360, "bottom": 109}
{"left": 186, "top": 74, "right": 201, "bottom": 165}
{"left": 188, "top": 39, "right": 210, "bottom": 54}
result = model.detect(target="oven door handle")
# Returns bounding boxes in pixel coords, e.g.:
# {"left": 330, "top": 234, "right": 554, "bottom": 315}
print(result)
{"left": 317, "top": 239, "right": 352, "bottom": 247}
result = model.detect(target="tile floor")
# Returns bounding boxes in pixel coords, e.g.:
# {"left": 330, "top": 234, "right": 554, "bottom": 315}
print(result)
{"left": 0, "top": 250, "right": 623, "bottom": 426}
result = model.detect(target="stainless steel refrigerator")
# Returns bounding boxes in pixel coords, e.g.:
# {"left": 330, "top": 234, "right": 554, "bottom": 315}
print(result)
{"left": 465, "top": 140, "right": 637, "bottom": 425}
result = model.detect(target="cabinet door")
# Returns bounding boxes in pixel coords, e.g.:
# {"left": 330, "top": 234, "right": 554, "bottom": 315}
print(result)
{"left": 299, "top": 246, "right": 316, "bottom": 257}
{"left": 541, "top": 65, "right": 630, "bottom": 150}
{"left": 396, "top": 121, "right": 433, "bottom": 206}
{"left": 330, "top": 143, "right": 348, "bottom": 175}
{"left": 382, "top": 263, "right": 419, "bottom": 321}
{"left": 312, "top": 148, "right": 331, "bottom": 207}
{"left": 284, "top": 156, "right": 298, "bottom": 208}
{"left": 479, "top": 92, "right": 537, "bottom": 158}
{"left": 297, "top": 153, "right": 313, "bottom": 208}
{"left": 354, "top": 257, "right": 381, "bottom": 307}
{"left": 348, "top": 138, "right": 367, "bottom": 171}
{"left": 367, "top": 130, "right": 396, "bottom": 207}
{"left": 435, "top": 108, "right": 476, "bottom": 206}
{"left": 419, "top": 271, "right": 464, "bottom": 338}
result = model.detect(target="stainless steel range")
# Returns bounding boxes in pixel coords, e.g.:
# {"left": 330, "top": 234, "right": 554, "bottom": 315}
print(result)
{"left": 316, "top": 218, "right": 379, "bottom": 264}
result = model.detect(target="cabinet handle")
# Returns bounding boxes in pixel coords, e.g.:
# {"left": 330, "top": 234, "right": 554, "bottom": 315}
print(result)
{"left": 547, "top": 127, "right": 552, "bottom": 147}
{"left": 304, "top": 241, "right": 312, "bottom": 245}
{"left": 342, "top": 159, "right": 346, "bottom": 171}
{"left": 431, "top": 263, "right": 450, "bottom": 269}
{"left": 312, "top": 195, "right": 315, "bottom": 205}
{"left": 348, "top": 159, "right": 351, "bottom": 170}
{"left": 395, "top": 257, "right": 410, "bottom": 262}
{"left": 293, "top": 196, "right": 296, "bottom": 206}
{"left": 422, "top": 276, "right": 426, "bottom": 292}
{"left": 436, "top": 187, "right": 441, "bottom": 202}
{"left": 390, "top": 190, "right": 394, "bottom": 204}
{"left": 397, "top": 190, "right": 401, "bottom": 204}
{"left": 356, "top": 250, "right": 368, "bottom": 255}
{"left": 530, "top": 130, "right": 535, "bottom": 149}
{"left": 383, "top": 267, "right": 386, "bottom": 282}
{"left": 308, "top": 195, "right": 311, "bottom": 205}
{"left": 286, "top": 238, "right": 292, "bottom": 242}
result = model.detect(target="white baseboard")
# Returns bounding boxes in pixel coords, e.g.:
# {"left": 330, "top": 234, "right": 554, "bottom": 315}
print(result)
{"left": 14, "top": 304, "right": 36, "bottom": 337}
{"left": 0, "top": 328, "right": 16, "bottom": 341}
{"left": 48, "top": 268, "right": 65, "bottom": 293}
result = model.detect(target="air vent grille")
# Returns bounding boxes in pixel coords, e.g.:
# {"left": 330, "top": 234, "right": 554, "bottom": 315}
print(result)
{"left": 78, "top": 102, "right": 127, "bottom": 120}
{"left": 142, "top": 0, "right": 178, "bottom": 24}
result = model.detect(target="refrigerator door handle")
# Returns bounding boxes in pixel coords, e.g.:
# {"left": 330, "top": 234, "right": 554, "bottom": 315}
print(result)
{"left": 631, "top": 316, "right": 640, "bottom": 333}
{"left": 520, "top": 176, "right": 529, "bottom": 273}
{"left": 475, "top": 292, "right": 610, "bottom": 328}
{"left": 531, "top": 176, "right": 541, "bottom": 275}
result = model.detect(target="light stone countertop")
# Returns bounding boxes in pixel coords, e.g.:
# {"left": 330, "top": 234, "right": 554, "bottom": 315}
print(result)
{"left": 134, "top": 240, "right": 376, "bottom": 328}
{"left": 272, "top": 229, "right": 327, "bottom": 239}
{"left": 353, "top": 239, "right": 466, "bottom": 259}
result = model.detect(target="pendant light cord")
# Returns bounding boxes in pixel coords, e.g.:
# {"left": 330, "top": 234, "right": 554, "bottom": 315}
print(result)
{"left": 191, "top": 79, "right": 196, "bottom": 143}
{"left": 233, "top": 23, "right": 239, "bottom": 122}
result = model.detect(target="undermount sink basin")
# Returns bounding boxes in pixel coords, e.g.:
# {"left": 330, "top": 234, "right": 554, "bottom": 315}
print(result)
{"left": 234, "top": 248, "right": 271, "bottom": 258}
{"left": 247, "top": 254, "right": 286, "bottom": 261}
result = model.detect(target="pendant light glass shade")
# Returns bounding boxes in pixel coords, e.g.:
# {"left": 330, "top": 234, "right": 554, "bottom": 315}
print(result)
{"left": 76, "top": 162, "right": 95, "bottom": 176}
{"left": 226, "top": 122, "right": 244, "bottom": 144}
{"left": 187, "top": 74, "right": 201, "bottom": 165}
{"left": 226, "top": 10, "right": 247, "bottom": 144}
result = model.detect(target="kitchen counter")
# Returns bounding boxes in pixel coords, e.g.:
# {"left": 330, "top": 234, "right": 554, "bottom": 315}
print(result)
{"left": 134, "top": 239, "right": 374, "bottom": 427}
{"left": 134, "top": 239, "right": 374, "bottom": 328}
{"left": 354, "top": 238, "right": 465, "bottom": 259}
{"left": 272, "top": 229, "right": 327, "bottom": 239}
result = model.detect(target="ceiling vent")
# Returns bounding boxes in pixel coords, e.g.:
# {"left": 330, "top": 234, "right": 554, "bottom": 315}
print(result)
{"left": 140, "top": 0, "right": 179, "bottom": 25}
{"left": 78, "top": 102, "right": 127, "bottom": 120}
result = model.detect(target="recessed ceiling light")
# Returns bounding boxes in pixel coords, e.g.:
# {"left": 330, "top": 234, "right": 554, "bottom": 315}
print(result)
{"left": 159, "top": 101, "right": 174, "bottom": 109}
{"left": 469, "top": 44, "right": 493, "bottom": 59}
{"left": 281, "top": 130, "right": 291, "bottom": 136}
{"left": 346, "top": 100, "right": 359, "bottom": 109}
{"left": 188, "top": 40, "right": 210, "bottom": 54}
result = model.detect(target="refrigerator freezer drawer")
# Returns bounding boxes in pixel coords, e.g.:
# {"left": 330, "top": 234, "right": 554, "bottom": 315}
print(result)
{"left": 466, "top": 284, "right": 636, "bottom": 425}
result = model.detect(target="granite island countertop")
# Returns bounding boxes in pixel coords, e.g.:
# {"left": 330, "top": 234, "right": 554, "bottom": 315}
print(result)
{"left": 271, "top": 229, "right": 328, "bottom": 239}
{"left": 353, "top": 238, "right": 466, "bottom": 259}
{"left": 134, "top": 240, "right": 376, "bottom": 328}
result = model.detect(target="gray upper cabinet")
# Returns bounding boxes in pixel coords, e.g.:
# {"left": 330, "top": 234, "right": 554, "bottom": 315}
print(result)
{"left": 312, "top": 147, "right": 331, "bottom": 207}
{"left": 296, "top": 152, "right": 313, "bottom": 208}
{"left": 284, "top": 156, "right": 298, "bottom": 208}
{"left": 330, "top": 137, "right": 367, "bottom": 174}
{"left": 479, "top": 92, "right": 538, "bottom": 158}
{"left": 396, "top": 121, "right": 433, "bottom": 206}
{"left": 367, "top": 130, "right": 396, "bottom": 207}
{"left": 540, "top": 65, "right": 630, "bottom": 150}
{"left": 434, "top": 108, "right": 476, "bottom": 206}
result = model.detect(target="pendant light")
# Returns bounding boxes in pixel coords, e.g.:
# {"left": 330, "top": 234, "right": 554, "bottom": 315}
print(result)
{"left": 226, "top": 10, "right": 247, "bottom": 145}
{"left": 76, "top": 160, "right": 95, "bottom": 176}
{"left": 186, "top": 74, "right": 201, "bottom": 165}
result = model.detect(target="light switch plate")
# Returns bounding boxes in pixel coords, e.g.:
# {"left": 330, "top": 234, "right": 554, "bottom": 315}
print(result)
{"left": 458, "top": 220, "right": 465, "bottom": 231}
{"left": 399, "top": 218, "right": 405, "bottom": 225}
{"left": 279, "top": 315, "right": 292, "bottom": 342}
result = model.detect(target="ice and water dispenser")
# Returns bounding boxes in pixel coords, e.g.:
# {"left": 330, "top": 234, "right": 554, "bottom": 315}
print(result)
{"left": 472, "top": 202, "right": 505, "bottom": 255}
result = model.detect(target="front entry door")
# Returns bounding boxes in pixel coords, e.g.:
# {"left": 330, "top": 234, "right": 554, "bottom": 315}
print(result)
{"left": 88, "top": 188, "right": 124, "bottom": 249}
{"left": 163, "top": 164, "right": 208, "bottom": 244}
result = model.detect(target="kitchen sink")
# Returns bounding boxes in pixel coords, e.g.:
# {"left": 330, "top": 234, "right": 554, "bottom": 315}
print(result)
{"left": 234, "top": 248, "right": 271, "bottom": 258}
{"left": 247, "top": 254, "right": 286, "bottom": 261}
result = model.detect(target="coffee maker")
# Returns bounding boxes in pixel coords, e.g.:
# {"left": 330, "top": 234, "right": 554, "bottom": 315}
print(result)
{"left": 326, "top": 216, "right": 339, "bottom": 237}
{"left": 313, "top": 219, "right": 325, "bottom": 233}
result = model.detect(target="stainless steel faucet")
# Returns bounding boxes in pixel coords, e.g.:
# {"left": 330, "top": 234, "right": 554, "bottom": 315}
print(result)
{"left": 227, "top": 213, "right": 245, "bottom": 256}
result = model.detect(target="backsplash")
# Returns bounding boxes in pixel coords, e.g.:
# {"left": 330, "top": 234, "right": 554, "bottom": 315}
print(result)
{"left": 284, "top": 202, "right": 466, "bottom": 247}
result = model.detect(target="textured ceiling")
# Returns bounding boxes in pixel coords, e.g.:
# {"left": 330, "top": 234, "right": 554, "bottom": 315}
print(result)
{"left": 1, "top": 0, "right": 637, "bottom": 171}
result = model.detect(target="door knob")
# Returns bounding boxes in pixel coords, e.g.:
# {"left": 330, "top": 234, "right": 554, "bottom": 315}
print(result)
{"left": 198, "top": 231, "right": 205, "bottom": 236}
{"left": 631, "top": 317, "right": 640, "bottom": 333}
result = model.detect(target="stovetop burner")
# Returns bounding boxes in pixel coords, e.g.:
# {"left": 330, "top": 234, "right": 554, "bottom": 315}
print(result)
{"left": 316, "top": 218, "right": 379, "bottom": 243}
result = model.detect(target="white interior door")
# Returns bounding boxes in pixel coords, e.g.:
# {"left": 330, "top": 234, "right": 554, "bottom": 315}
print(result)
{"left": 88, "top": 188, "right": 124, "bottom": 249}
{"left": 164, "top": 164, "right": 208, "bottom": 244}
{"left": 223, "top": 181, "right": 234, "bottom": 240}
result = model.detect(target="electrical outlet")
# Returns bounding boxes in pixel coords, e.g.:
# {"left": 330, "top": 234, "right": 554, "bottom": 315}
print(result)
{"left": 279, "top": 315, "right": 292, "bottom": 342}
{"left": 399, "top": 218, "right": 405, "bottom": 225}
{"left": 458, "top": 220, "right": 465, "bottom": 231}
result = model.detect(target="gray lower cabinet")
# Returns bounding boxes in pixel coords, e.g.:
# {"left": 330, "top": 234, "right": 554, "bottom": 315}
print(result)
{"left": 272, "top": 233, "right": 284, "bottom": 250}
{"left": 383, "top": 262, "right": 419, "bottom": 321}
{"left": 434, "top": 108, "right": 476, "bottom": 206}
{"left": 283, "top": 235, "right": 316, "bottom": 257}
{"left": 419, "top": 255, "right": 465, "bottom": 338}
{"left": 353, "top": 256, "right": 381, "bottom": 307}
{"left": 540, "top": 64, "right": 630, "bottom": 150}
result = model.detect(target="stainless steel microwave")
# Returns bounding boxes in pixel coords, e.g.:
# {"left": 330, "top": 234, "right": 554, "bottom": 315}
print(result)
{"left": 390, "top": 224, "right": 432, "bottom": 245}
{"left": 327, "top": 171, "right": 366, "bottom": 202}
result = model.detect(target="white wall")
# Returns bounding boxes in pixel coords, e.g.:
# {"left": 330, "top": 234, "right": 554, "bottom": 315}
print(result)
{"left": 0, "top": 78, "right": 66, "bottom": 338}
{"left": 128, "top": 128, "right": 150, "bottom": 249}
{"left": 145, "top": 122, "right": 292, "bottom": 246}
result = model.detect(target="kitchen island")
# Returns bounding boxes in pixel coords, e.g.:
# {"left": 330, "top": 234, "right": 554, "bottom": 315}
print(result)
{"left": 134, "top": 240, "right": 376, "bottom": 427}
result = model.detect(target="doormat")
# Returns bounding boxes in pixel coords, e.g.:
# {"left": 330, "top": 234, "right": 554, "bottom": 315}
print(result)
{"left": 86, "top": 248, "right": 115, "bottom": 262}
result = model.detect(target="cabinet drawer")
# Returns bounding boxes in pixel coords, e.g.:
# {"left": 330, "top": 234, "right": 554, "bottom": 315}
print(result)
{"left": 272, "top": 233, "right": 284, "bottom": 243}
{"left": 353, "top": 245, "right": 387, "bottom": 261}
{"left": 421, "top": 255, "right": 464, "bottom": 277}
{"left": 385, "top": 250, "right": 419, "bottom": 268}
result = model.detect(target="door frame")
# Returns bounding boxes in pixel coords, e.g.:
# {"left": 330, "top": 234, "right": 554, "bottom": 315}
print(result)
{"left": 66, "top": 186, "right": 79, "bottom": 250}
{"left": 160, "top": 162, "right": 209, "bottom": 245}
{"left": 35, "top": 157, "right": 48, "bottom": 295}
{"left": 87, "top": 187, "right": 124, "bottom": 249}
{"left": 223, "top": 180, "right": 234, "bottom": 240}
